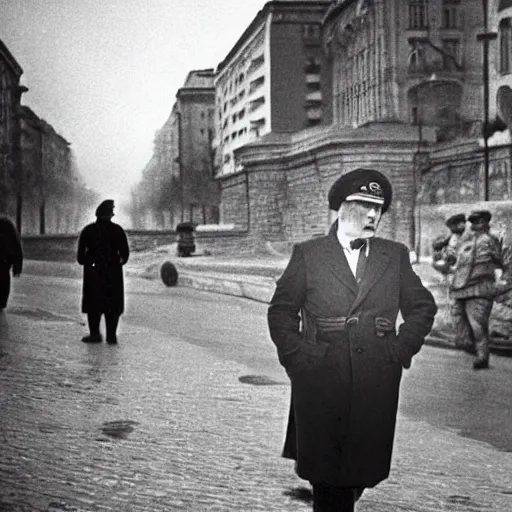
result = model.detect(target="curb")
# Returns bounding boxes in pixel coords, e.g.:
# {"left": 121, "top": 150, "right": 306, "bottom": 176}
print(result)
{"left": 177, "top": 270, "right": 276, "bottom": 303}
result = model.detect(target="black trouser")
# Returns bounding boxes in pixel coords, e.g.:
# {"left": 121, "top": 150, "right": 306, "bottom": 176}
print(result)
{"left": 312, "top": 484, "right": 356, "bottom": 512}
{"left": 87, "top": 310, "right": 119, "bottom": 339}
{"left": 0, "top": 264, "right": 11, "bottom": 308}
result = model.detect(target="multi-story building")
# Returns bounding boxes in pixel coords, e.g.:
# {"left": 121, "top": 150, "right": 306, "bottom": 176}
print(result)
{"left": 323, "top": 0, "right": 484, "bottom": 141}
{"left": 0, "top": 39, "right": 26, "bottom": 216}
{"left": 213, "top": 0, "right": 332, "bottom": 176}
{"left": 19, "top": 106, "right": 94, "bottom": 234}
{"left": 175, "top": 69, "right": 219, "bottom": 224}
{"left": 132, "top": 69, "right": 219, "bottom": 229}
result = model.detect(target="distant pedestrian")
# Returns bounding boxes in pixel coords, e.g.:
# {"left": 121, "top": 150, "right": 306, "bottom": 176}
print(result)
{"left": 449, "top": 210, "right": 507, "bottom": 369}
{"left": 431, "top": 213, "right": 466, "bottom": 277}
{"left": 0, "top": 215, "right": 23, "bottom": 311}
{"left": 268, "top": 168, "right": 437, "bottom": 511}
{"left": 77, "top": 200, "right": 129, "bottom": 344}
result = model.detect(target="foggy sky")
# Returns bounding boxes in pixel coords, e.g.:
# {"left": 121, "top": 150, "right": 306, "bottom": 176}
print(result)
{"left": 0, "top": 0, "right": 265, "bottom": 221}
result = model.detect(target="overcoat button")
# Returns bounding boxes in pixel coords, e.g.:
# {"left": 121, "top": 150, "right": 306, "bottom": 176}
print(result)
{"left": 356, "top": 347, "right": 365, "bottom": 354}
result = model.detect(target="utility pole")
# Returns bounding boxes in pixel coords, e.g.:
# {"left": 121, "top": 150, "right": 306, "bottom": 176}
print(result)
{"left": 477, "top": 0, "right": 497, "bottom": 201}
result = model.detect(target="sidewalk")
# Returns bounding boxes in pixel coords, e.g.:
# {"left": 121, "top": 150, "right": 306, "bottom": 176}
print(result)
{"left": 1, "top": 292, "right": 511, "bottom": 511}
{"left": 5, "top": 252, "right": 512, "bottom": 510}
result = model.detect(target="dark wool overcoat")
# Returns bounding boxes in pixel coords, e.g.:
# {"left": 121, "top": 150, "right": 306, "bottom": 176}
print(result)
{"left": 0, "top": 216, "right": 23, "bottom": 308}
{"left": 77, "top": 219, "right": 129, "bottom": 315}
{"left": 268, "top": 224, "right": 437, "bottom": 488}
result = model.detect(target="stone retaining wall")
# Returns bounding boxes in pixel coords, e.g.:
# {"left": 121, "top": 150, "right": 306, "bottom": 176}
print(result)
{"left": 21, "top": 229, "right": 253, "bottom": 262}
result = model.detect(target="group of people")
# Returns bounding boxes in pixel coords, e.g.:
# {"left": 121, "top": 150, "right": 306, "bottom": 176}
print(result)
{"left": 431, "top": 209, "right": 510, "bottom": 369}
{"left": 0, "top": 200, "right": 130, "bottom": 345}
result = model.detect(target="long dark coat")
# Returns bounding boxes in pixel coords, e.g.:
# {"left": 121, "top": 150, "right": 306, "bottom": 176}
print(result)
{"left": 77, "top": 219, "right": 129, "bottom": 316}
{"left": 267, "top": 224, "right": 437, "bottom": 488}
{"left": 0, "top": 216, "right": 23, "bottom": 308}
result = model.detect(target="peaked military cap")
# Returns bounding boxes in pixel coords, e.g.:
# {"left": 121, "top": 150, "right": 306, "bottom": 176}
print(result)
{"left": 445, "top": 213, "right": 466, "bottom": 228}
{"left": 468, "top": 209, "right": 492, "bottom": 223}
{"left": 328, "top": 168, "right": 392, "bottom": 213}
{"left": 95, "top": 199, "right": 115, "bottom": 218}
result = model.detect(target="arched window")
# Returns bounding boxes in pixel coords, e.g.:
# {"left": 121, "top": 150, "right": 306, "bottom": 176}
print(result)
{"left": 499, "top": 18, "right": 512, "bottom": 75}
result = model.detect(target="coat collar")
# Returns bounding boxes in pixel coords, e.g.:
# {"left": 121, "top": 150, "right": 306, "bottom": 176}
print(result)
{"left": 325, "top": 222, "right": 392, "bottom": 311}
{"left": 349, "top": 236, "right": 391, "bottom": 313}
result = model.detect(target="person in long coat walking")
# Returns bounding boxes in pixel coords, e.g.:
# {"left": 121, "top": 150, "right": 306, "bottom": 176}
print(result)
{"left": 77, "top": 200, "right": 129, "bottom": 344}
{"left": 0, "top": 214, "right": 23, "bottom": 311}
{"left": 268, "top": 168, "right": 437, "bottom": 511}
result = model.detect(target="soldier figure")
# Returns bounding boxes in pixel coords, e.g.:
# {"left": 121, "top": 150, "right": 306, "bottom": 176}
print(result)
{"left": 449, "top": 210, "right": 505, "bottom": 369}
{"left": 431, "top": 213, "right": 466, "bottom": 277}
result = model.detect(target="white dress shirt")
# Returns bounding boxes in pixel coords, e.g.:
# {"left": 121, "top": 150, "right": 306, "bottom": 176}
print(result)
{"left": 337, "top": 231, "right": 370, "bottom": 278}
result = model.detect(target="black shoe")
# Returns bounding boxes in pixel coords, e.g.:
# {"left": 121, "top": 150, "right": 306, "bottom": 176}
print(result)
{"left": 106, "top": 335, "right": 118, "bottom": 344}
{"left": 81, "top": 333, "right": 102, "bottom": 343}
{"left": 473, "top": 359, "right": 489, "bottom": 370}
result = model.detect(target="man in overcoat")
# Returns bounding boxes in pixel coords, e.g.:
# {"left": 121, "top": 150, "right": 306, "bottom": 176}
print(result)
{"left": 268, "top": 168, "right": 437, "bottom": 511}
{"left": 77, "top": 200, "right": 129, "bottom": 344}
{"left": 0, "top": 215, "right": 23, "bottom": 311}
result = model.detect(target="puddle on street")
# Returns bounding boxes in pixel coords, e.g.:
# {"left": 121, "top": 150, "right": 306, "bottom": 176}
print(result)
{"left": 238, "top": 374, "right": 287, "bottom": 386}
{"left": 100, "top": 419, "right": 139, "bottom": 439}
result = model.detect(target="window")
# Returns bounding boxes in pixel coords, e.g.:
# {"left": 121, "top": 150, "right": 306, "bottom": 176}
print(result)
{"left": 304, "top": 56, "right": 321, "bottom": 73}
{"left": 442, "top": 0, "right": 459, "bottom": 29}
{"left": 302, "top": 24, "right": 321, "bottom": 40}
{"left": 409, "top": 0, "right": 428, "bottom": 29}
{"left": 500, "top": 18, "right": 512, "bottom": 75}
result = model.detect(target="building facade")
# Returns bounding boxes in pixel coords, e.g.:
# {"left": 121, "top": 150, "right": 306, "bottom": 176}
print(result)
{"left": 217, "top": 0, "right": 494, "bottom": 251}
{"left": 493, "top": 0, "right": 512, "bottom": 128}
{"left": 213, "top": 0, "right": 332, "bottom": 177}
{"left": 324, "top": 0, "right": 484, "bottom": 140}
{"left": 131, "top": 69, "right": 219, "bottom": 229}
{"left": 0, "top": 39, "right": 26, "bottom": 218}
{"left": 19, "top": 106, "right": 97, "bottom": 235}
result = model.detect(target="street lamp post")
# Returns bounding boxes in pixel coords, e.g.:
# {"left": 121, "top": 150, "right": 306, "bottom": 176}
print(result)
{"left": 477, "top": 0, "right": 497, "bottom": 201}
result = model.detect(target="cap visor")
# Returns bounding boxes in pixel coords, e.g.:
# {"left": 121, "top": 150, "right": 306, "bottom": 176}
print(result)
{"left": 345, "top": 193, "right": 384, "bottom": 205}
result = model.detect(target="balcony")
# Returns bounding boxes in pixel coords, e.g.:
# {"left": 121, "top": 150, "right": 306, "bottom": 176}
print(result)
{"left": 247, "top": 53, "right": 265, "bottom": 75}
{"left": 249, "top": 96, "right": 265, "bottom": 112}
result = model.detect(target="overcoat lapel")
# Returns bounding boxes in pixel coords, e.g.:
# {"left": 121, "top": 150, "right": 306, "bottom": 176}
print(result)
{"left": 324, "top": 223, "right": 359, "bottom": 296}
{"left": 349, "top": 237, "right": 391, "bottom": 313}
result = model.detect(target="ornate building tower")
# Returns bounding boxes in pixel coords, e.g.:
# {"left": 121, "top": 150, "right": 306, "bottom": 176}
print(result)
{"left": 323, "top": 0, "right": 484, "bottom": 142}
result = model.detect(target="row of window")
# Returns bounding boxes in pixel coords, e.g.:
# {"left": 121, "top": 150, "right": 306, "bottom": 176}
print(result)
{"left": 409, "top": 0, "right": 461, "bottom": 30}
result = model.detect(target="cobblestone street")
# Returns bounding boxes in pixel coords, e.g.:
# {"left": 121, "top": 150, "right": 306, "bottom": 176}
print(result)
{"left": 1, "top": 295, "right": 512, "bottom": 511}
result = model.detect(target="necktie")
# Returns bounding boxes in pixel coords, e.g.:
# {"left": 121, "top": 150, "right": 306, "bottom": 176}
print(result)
{"left": 354, "top": 240, "right": 368, "bottom": 284}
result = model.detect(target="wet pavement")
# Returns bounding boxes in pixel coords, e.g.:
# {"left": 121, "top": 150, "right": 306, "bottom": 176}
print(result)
{"left": 1, "top": 263, "right": 512, "bottom": 511}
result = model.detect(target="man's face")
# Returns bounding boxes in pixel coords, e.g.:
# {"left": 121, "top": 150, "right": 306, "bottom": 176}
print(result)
{"left": 337, "top": 200, "right": 383, "bottom": 238}
{"left": 470, "top": 219, "right": 488, "bottom": 232}
{"left": 451, "top": 220, "right": 466, "bottom": 235}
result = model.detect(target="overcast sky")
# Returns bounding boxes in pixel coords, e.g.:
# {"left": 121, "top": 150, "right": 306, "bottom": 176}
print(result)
{"left": 0, "top": 0, "right": 265, "bottom": 214}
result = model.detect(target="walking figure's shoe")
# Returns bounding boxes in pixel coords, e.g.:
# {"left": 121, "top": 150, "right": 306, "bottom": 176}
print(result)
{"left": 473, "top": 359, "right": 489, "bottom": 370}
{"left": 106, "top": 335, "right": 118, "bottom": 344}
{"left": 81, "top": 333, "right": 102, "bottom": 343}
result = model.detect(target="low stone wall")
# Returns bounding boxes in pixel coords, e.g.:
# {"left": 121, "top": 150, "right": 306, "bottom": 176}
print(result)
{"left": 21, "top": 229, "right": 253, "bottom": 262}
